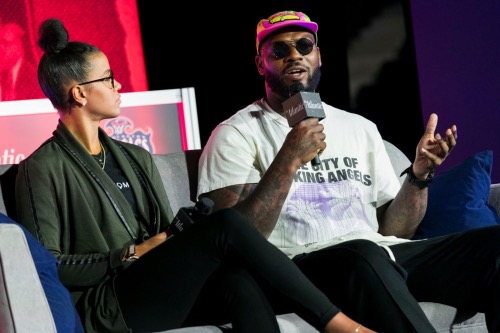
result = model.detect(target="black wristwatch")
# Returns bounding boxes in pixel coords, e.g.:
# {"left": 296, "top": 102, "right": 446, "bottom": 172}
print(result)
{"left": 123, "top": 244, "right": 139, "bottom": 262}
{"left": 400, "top": 164, "right": 434, "bottom": 189}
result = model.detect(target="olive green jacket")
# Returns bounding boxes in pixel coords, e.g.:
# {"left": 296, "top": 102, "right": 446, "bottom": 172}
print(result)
{"left": 15, "top": 120, "right": 174, "bottom": 332}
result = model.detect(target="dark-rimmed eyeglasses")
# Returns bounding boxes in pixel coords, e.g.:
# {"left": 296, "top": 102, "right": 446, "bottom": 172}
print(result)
{"left": 78, "top": 70, "right": 115, "bottom": 89}
{"left": 261, "top": 38, "right": 315, "bottom": 59}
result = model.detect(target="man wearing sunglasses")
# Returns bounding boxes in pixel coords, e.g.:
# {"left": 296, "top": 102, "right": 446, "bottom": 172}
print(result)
{"left": 198, "top": 10, "right": 500, "bottom": 332}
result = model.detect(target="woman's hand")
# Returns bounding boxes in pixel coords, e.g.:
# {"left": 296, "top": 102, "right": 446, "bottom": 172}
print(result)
{"left": 135, "top": 231, "right": 168, "bottom": 257}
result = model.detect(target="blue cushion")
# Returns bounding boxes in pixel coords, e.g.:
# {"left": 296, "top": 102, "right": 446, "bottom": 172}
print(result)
{"left": 413, "top": 150, "right": 500, "bottom": 239}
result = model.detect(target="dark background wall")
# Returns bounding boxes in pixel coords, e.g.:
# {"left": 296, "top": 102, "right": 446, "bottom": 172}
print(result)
{"left": 409, "top": 1, "right": 500, "bottom": 183}
{"left": 136, "top": 0, "right": 500, "bottom": 183}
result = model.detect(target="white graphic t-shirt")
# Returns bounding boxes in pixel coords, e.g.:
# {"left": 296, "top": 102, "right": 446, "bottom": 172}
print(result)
{"left": 198, "top": 99, "right": 408, "bottom": 257}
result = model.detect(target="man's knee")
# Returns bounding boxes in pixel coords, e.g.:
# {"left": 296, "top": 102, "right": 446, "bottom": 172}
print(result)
{"left": 297, "top": 239, "right": 397, "bottom": 275}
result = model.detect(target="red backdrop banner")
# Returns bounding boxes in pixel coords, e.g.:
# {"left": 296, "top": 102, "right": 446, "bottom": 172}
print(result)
{"left": 0, "top": 0, "right": 147, "bottom": 102}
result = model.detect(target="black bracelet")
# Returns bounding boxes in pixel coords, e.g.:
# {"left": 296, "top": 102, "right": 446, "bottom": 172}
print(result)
{"left": 400, "top": 164, "right": 434, "bottom": 189}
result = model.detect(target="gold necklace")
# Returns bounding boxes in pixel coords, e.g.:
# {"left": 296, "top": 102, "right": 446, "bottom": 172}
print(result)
{"left": 98, "top": 141, "right": 106, "bottom": 169}
{"left": 91, "top": 141, "right": 106, "bottom": 169}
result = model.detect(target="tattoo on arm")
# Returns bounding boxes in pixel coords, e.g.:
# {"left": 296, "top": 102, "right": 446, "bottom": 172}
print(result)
{"left": 204, "top": 176, "right": 291, "bottom": 238}
{"left": 378, "top": 179, "right": 428, "bottom": 238}
{"left": 202, "top": 150, "right": 301, "bottom": 238}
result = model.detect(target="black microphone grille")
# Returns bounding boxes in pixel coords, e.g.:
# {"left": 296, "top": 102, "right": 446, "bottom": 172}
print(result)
{"left": 289, "top": 82, "right": 305, "bottom": 97}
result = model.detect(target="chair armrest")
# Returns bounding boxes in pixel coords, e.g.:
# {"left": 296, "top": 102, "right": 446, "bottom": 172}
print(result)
{"left": 0, "top": 224, "right": 56, "bottom": 333}
{"left": 488, "top": 184, "right": 500, "bottom": 216}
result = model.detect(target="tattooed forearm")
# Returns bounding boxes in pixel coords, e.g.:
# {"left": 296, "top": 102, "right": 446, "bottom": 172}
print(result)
{"left": 205, "top": 158, "right": 299, "bottom": 238}
{"left": 236, "top": 172, "right": 292, "bottom": 237}
{"left": 378, "top": 176, "right": 428, "bottom": 238}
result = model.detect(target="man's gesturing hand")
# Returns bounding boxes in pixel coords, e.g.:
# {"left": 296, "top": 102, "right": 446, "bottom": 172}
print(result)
{"left": 413, "top": 113, "right": 458, "bottom": 179}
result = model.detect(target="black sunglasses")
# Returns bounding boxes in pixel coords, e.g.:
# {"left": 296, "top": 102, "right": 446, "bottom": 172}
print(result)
{"left": 262, "top": 38, "right": 315, "bottom": 59}
{"left": 78, "top": 70, "right": 115, "bottom": 89}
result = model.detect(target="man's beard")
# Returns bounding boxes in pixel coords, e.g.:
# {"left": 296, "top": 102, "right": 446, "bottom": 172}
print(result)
{"left": 267, "top": 66, "right": 322, "bottom": 99}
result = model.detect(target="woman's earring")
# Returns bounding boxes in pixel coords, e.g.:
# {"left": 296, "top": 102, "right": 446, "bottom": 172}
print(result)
{"left": 82, "top": 101, "right": 86, "bottom": 107}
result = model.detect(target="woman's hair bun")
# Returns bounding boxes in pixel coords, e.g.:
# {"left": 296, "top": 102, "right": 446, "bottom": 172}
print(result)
{"left": 38, "top": 18, "right": 69, "bottom": 54}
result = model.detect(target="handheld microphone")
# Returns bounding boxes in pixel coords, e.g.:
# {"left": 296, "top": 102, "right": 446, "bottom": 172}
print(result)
{"left": 167, "top": 197, "right": 214, "bottom": 237}
{"left": 282, "top": 82, "right": 326, "bottom": 166}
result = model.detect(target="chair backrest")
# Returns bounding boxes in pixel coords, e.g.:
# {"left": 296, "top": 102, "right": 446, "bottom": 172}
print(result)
{"left": 152, "top": 142, "right": 410, "bottom": 214}
{"left": 153, "top": 149, "right": 202, "bottom": 213}
{"left": 0, "top": 151, "right": 204, "bottom": 218}
{"left": 383, "top": 140, "right": 411, "bottom": 186}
